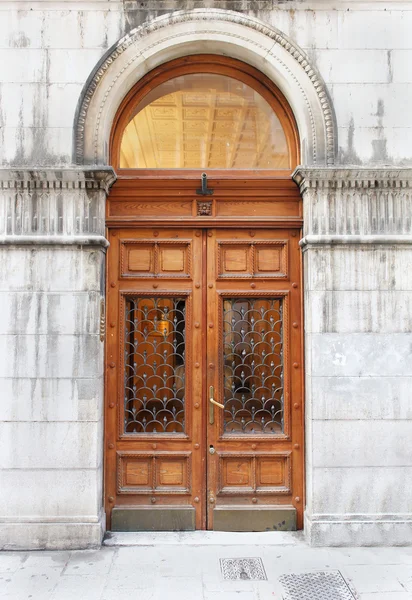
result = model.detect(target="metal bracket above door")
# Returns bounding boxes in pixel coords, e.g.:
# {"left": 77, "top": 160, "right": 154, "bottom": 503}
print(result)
{"left": 196, "top": 173, "right": 214, "bottom": 195}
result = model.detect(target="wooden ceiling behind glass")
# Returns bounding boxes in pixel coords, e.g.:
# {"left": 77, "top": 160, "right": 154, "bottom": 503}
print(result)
{"left": 119, "top": 73, "right": 290, "bottom": 170}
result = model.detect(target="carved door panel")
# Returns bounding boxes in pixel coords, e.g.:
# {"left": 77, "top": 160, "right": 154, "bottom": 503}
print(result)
{"left": 106, "top": 228, "right": 206, "bottom": 531}
{"left": 105, "top": 227, "right": 303, "bottom": 531}
{"left": 206, "top": 229, "right": 303, "bottom": 531}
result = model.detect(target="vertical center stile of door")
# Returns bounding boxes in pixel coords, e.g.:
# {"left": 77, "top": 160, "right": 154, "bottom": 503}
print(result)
{"left": 201, "top": 229, "right": 208, "bottom": 529}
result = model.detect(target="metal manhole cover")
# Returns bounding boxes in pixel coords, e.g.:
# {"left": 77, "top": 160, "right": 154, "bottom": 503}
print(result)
{"left": 279, "top": 570, "right": 357, "bottom": 599}
{"left": 220, "top": 557, "right": 267, "bottom": 580}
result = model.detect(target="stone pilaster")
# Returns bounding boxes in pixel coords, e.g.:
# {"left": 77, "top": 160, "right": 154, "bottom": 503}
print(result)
{"left": 293, "top": 168, "right": 412, "bottom": 547}
{"left": 0, "top": 168, "right": 115, "bottom": 550}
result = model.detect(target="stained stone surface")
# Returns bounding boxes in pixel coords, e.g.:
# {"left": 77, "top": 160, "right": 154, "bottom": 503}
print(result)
{"left": 220, "top": 557, "right": 267, "bottom": 580}
{"left": 279, "top": 570, "right": 357, "bottom": 600}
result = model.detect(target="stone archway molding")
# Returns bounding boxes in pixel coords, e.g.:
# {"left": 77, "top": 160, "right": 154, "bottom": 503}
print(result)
{"left": 74, "top": 8, "right": 337, "bottom": 167}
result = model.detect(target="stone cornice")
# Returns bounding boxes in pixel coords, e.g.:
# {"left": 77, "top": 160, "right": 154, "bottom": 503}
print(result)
{"left": 0, "top": 235, "right": 109, "bottom": 248}
{"left": 0, "top": 168, "right": 117, "bottom": 194}
{"left": 300, "top": 234, "right": 412, "bottom": 249}
{"left": 294, "top": 167, "right": 412, "bottom": 243}
{"left": 293, "top": 167, "right": 412, "bottom": 192}
{"left": 0, "top": 168, "right": 115, "bottom": 247}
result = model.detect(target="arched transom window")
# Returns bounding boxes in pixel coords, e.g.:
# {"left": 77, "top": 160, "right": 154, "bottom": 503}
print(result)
{"left": 112, "top": 57, "right": 299, "bottom": 172}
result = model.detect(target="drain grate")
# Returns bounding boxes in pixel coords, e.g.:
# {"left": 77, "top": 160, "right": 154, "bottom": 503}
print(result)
{"left": 220, "top": 558, "right": 267, "bottom": 580}
{"left": 279, "top": 570, "right": 357, "bottom": 600}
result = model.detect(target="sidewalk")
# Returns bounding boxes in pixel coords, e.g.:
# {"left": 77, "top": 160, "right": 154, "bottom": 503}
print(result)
{"left": 0, "top": 532, "right": 411, "bottom": 599}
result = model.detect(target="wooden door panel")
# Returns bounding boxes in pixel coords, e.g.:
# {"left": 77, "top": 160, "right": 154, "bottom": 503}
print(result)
{"left": 206, "top": 229, "right": 303, "bottom": 530}
{"left": 217, "top": 240, "right": 288, "bottom": 279}
{"left": 105, "top": 228, "right": 205, "bottom": 530}
{"left": 106, "top": 226, "right": 303, "bottom": 531}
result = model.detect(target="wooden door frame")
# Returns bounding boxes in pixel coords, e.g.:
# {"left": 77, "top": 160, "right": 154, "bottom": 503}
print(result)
{"left": 104, "top": 54, "right": 305, "bottom": 531}
{"left": 104, "top": 210, "right": 305, "bottom": 531}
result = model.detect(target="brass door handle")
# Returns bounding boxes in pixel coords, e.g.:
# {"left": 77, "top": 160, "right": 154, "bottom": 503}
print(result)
{"left": 209, "top": 386, "right": 224, "bottom": 424}
{"left": 209, "top": 386, "right": 224, "bottom": 409}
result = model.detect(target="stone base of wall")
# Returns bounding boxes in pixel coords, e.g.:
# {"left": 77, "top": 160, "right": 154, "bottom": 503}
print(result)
{"left": 305, "top": 513, "right": 412, "bottom": 547}
{"left": 0, "top": 514, "right": 105, "bottom": 550}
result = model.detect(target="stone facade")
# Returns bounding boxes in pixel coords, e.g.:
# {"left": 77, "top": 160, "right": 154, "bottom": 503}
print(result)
{"left": 0, "top": 168, "right": 114, "bottom": 549}
{"left": 294, "top": 168, "right": 412, "bottom": 545}
{"left": 0, "top": 1, "right": 412, "bottom": 549}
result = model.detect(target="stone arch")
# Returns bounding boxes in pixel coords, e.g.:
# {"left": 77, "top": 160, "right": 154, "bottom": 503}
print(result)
{"left": 73, "top": 9, "right": 337, "bottom": 167}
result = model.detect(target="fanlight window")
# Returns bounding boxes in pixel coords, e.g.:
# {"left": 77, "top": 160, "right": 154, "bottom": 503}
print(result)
{"left": 119, "top": 73, "right": 291, "bottom": 169}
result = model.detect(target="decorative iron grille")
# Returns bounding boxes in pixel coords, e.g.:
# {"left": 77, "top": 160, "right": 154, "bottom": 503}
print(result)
{"left": 124, "top": 297, "right": 186, "bottom": 433}
{"left": 222, "top": 298, "right": 284, "bottom": 434}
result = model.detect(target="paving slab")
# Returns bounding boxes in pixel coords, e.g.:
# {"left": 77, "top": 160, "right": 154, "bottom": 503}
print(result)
{"left": 0, "top": 533, "right": 411, "bottom": 599}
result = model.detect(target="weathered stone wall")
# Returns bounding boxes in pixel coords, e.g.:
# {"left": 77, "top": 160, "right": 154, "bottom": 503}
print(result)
{"left": 0, "top": 169, "right": 114, "bottom": 549}
{"left": 294, "top": 167, "right": 412, "bottom": 546}
{"left": 1, "top": 1, "right": 412, "bottom": 549}
{"left": 1, "top": 1, "right": 411, "bottom": 167}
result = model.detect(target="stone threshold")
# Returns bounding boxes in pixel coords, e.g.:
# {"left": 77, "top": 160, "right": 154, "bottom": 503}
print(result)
{"left": 103, "top": 530, "right": 304, "bottom": 547}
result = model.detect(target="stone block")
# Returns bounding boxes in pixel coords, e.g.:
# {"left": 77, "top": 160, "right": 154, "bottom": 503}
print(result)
{"left": 0, "top": 9, "right": 44, "bottom": 49}
{"left": 312, "top": 466, "right": 412, "bottom": 514}
{"left": 0, "top": 83, "right": 46, "bottom": 129}
{"left": 391, "top": 49, "right": 412, "bottom": 82}
{"left": 311, "top": 376, "right": 412, "bottom": 421}
{"left": 0, "top": 291, "right": 101, "bottom": 335}
{"left": 0, "top": 334, "right": 104, "bottom": 378}
{"left": 38, "top": 8, "right": 122, "bottom": 50}
{"left": 386, "top": 126, "right": 412, "bottom": 164}
{"left": 267, "top": 9, "right": 339, "bottom": 50}
{"left": 47, "top": 83, "right": 84, "bottom": 128}
{"left": 0, "top": 126, "right": 72, "bottom": 167}
{"left": 330, "top": 83, "right": 412, "bottom": 129}
{"left": 314, "top": 49, "right": 390, "bottom": 84}
{"left": 82, "top": 10, "right": 123, "bottom": 49}
{"left": 0, "top": 49, "right": 47, "bottom": 83}
{"left": 42, "top": 10, "right": 87, "bottom": 49}
{"left": 0, "top": 377, "right": 104, "bottom": 422}
{"left": 0, "top": 421, "right": 102, "bottom": 469}
{"left": 307, "top": 291, "right": 412, "bottom": 333}
{"left": 0, "top": 248, "right": 104, "bottom": 292}
{"left": 48, "top": 48, "right": 105, "bottom": 84}
{"left": 304, "top": 247, "right": 412, "bottom": 292}
{"left": 312, "top": 420, "right": 412, "bottom": 467}
{"left": 0, "top": 468, "right": 103, "bottom": 517}
{"left": 0, "top": 520, "right": 104, "bottom": 550}
{"left": 338, "top": 10, "right": 412, "bottom": 50}
{"left": 310, "top": 332, "right": 412, "bottom": 377}
{"left": 337, "top": 125, "right": 390, "bottom": 164}
{"left": 306, "top": 515, "right": 412, "bottom": 547}
{"left": 337, "top": 124, "right": 412, "bottom": 165}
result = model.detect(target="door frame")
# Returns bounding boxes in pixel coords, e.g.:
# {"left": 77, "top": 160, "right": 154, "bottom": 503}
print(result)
{"left": 104, "top": 54, "right": 304, "bottom": 531}
{"left": 104, "top": 179, "right": 305, "bottom": 530}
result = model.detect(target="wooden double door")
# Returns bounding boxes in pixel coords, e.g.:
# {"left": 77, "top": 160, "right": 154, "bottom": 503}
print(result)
{"left": 105, "top": 226, "right": 303, "bottom": 531}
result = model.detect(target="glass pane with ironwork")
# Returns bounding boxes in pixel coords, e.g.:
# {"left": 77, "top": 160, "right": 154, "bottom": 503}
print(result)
{"left": 124, "top": 297, "right": 186, "bottom": 434}
{"left": 120, "top": 73, "right": 290, "bottom": 169}
{"left": 223, "top": 298, "right": 284, "bottom": 434}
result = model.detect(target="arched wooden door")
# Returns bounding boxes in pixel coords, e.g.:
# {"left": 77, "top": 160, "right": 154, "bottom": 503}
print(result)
{"left": 105, "top": 56, "right": 304, "bottom": 532}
